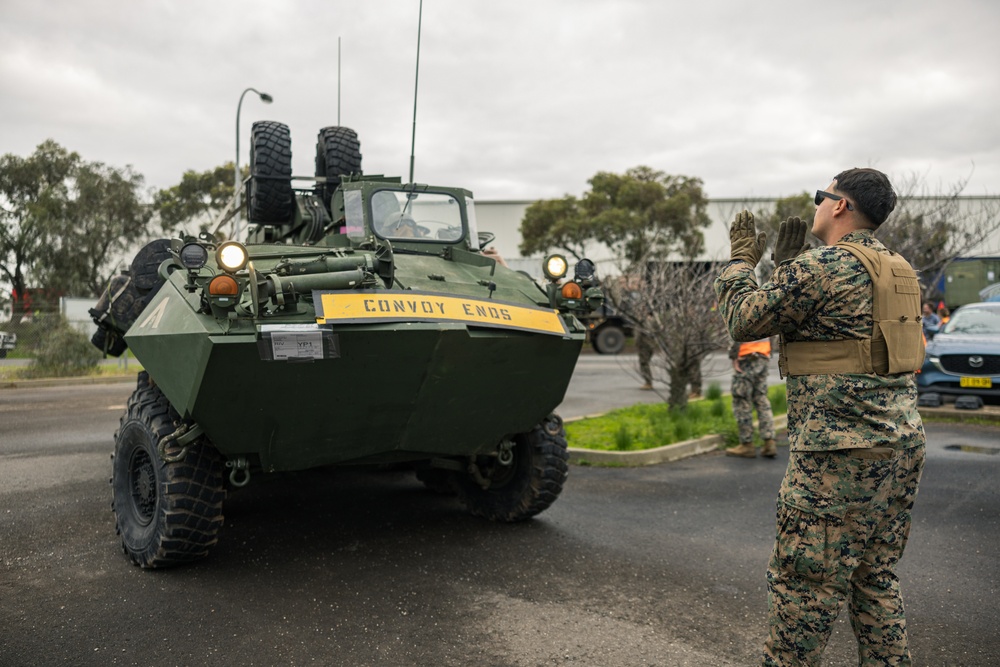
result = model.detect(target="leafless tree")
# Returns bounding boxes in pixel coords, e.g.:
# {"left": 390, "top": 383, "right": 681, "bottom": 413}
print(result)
{"left": 876, "top": 171, "right": 1000, "bottom": 301}
{"left": 605, "top": 255, "right": 730, "bottom": 409}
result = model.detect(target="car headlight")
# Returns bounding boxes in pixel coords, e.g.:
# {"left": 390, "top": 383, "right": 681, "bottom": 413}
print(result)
{"left": 216, "top": 242, "right": 249, "bottom": 273}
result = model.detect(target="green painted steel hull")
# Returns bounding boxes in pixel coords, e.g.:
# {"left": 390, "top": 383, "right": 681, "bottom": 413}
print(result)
{"left": 126, "top": 276, "right": 582, "bottom": 472}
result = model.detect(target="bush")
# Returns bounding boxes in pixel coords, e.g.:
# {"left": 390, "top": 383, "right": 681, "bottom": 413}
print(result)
{"left": 22, "top": 317, "right": 100, "bottom": 378}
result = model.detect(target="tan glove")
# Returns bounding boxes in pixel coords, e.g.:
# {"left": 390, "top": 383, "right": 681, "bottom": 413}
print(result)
{"left": 771, "top": 216, "right": 812, "bottom": 265}
{"left": 729, "top": 210, "right": 766, "bottom": 268}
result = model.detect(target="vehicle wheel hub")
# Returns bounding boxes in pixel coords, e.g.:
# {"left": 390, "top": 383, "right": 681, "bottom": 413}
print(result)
{"left": 129, "top": 449, "right": 156, "bottom": 526}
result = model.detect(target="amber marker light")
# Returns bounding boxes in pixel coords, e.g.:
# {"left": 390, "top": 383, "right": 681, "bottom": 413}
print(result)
{"left": 209, "top": 275, "right": 240, "bottom": 296}
{"left": 561, "top": 282, "right": 583, "bottom": 299}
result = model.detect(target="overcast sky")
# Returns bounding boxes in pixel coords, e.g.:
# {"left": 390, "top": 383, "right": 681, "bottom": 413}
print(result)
{"left": 2, "top": 0, "right": 998, "bottom": 203}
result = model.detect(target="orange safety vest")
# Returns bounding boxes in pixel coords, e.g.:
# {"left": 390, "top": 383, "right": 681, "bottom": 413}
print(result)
{"left": 738, "top": 339, "right": 771, "bottom": 358}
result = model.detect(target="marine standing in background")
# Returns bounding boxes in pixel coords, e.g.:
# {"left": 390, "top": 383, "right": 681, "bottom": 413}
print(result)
{"left": 726, "top": 337, "right": 776, "bottom": 458}
{"left": 714, "top": 168, "right": 927, "bottom": 666}
{"left": 637, "top": 330, "right": 655, "bottom": 390}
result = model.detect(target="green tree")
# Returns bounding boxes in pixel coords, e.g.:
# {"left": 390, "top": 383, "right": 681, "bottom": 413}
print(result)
{"left": 519, "top": 166, "right": 712, "bottom": 264}
{"left": 37, "top": 160, "right": 151, "bottom": 297}
{"left": 153, "top": 163, "right": 242, "bottom": 236}
{"left": 0, "top": 141, "right": 151, "bottom": 320}
{"left": 518, "top": 196, "right": 592, "bottom": 260}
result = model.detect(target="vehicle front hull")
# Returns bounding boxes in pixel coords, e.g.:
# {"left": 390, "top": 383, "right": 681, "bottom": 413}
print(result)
{"left": 126, "top": 283, "right": 582, "bottom": 472}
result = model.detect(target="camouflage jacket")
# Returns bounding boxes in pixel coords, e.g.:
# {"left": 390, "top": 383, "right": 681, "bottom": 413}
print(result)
{"left": 714, "top": 229, "right": 925, "bottom": 452}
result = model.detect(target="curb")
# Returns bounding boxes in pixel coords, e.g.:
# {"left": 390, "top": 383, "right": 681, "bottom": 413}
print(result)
{"left": 566, "top": 402, "right": 1000, "bottom": 467}
{"left": 918, "top": 405, "right": 1000, "bottom": 423}
{"left": 568, "top": 415, "right": 788, "bottom": 467}
{"left": 0, "top": 374, "right": 138, "bottom": 390}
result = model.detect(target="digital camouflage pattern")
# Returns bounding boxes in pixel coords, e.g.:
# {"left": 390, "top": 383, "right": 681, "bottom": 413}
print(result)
{"left": 764, "top": 446, "right": 924, "bottom": 666}
{"left": 732, "top": 353, "right": 775, "bottom": 444}
{"left": 714, "top": 229, "right": 924, "bottom": 453}
{"left": 715, "top": 226, "right": 926, "bottom": 665}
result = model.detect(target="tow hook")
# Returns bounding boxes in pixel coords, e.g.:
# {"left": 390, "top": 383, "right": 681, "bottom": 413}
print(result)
{"left": 226, "top": 457, "right": 251, "bottom": 487}
{"left": 497, "top": 439, "right": 515, "bottom": 466}
{"left": 544, "top": 414, "right": 563, "bottom": 436}
{"left": 157, "top": 422, "right": 204, "bottom": 463}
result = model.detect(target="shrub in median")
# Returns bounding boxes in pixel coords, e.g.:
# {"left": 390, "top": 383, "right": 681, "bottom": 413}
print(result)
{"left": 21, "top": 316, "right": 100, "bottom": 378}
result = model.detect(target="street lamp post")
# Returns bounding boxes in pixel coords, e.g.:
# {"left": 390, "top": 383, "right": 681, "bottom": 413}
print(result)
{"left": 235, "top": 87, "right": 273, "bottom": 240}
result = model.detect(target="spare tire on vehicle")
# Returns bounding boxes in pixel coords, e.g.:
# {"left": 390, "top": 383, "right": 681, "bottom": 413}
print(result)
{"left": 248, "top": 121, "right": 294, "bottom": 224}
{"left": 129, "top": 238, "right": 172, "bottom": 295}
{"left": 314, "top": 126, "right": 362, "bottom": 209}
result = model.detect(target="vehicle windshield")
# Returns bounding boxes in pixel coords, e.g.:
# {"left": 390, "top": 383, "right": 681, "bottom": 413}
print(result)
{"left": 942, "top": 306, "right": 1000, "bottom": 335}
{"left": 370, "top": 190, "right": 464, "bottom": 243}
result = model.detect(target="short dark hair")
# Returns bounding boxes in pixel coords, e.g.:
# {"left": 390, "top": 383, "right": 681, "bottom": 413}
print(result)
{"left": 833, "top": 167, "right": 897, "bottom": 226}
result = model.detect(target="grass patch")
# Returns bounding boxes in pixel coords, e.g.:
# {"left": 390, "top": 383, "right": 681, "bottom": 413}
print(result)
{"left": 0, "top": 358, "right": 142, "bottom": 381}
{"left": 566, "top": 383, "right": 787, "bottom": 451}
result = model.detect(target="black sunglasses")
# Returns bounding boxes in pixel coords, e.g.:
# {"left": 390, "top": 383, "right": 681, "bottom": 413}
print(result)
{"left": 815, "top": 190, "right": 854, "bottom": 211}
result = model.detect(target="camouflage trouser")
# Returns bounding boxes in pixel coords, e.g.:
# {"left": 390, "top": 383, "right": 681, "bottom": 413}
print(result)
{"left": 763, "top": 446, "right": 925, "bottom": 666}
{"left": 637, "top": 332, "right": 654, "bottom": 384}
{"left": 731, "top": 354, "right": 774, "bottom": 444}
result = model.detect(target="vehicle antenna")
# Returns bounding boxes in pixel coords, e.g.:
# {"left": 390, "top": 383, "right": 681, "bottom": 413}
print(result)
{"left": 337, "top": 36, "right": 341, "bottom": 126}
{"left": 408, "top": 0, "right": 423, "bottom": 185}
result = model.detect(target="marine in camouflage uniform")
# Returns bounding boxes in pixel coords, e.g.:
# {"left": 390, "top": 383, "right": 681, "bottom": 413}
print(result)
{"left": 729, "top": 339, "right": 776, "bottom": 457}
{"left": 714, "top": 168, "right": 926, "bottom": 666}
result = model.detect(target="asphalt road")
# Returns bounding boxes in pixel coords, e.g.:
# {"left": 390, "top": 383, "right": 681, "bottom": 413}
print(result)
{"left": 1, "top": 362, "right": 998, "bottom": 666}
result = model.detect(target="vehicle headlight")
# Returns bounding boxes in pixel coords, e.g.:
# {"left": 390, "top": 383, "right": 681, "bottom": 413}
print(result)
{"left": 216, "top": 242, "right": 249, "bottom": 273}
{"left": 179, "top": 242, "right": 209, "bottom": 270}
{"left": 574, "top": 258, "right": 596, "bottom": 282}
{"left": 543, "top": 254, "right": 568, "bottom": 281}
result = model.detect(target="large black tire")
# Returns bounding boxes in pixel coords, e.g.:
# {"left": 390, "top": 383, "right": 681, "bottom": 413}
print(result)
{"left": 314, "top": 126, "right": 362, "bottom": 209}
{"left": 248, "top": 120, "right": 294, "bottom": 224}
{"left": 129, "top": 239, "right": 172, "bottom": 295}
{"left": 111, "top": 372, "right": 226, "bottom": 568}
{"left": 592, "top": 324, "right": 626, "bottom": 355}
{"left": 455, "top": 414, "right": 569, "bottom": 522}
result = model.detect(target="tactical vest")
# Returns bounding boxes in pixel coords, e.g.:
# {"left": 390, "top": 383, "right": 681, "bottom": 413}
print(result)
{"left": 738, "top": 339, "right": 771, "bottom": 358}
{"left": 779, "top": 241, "right": 925, "bottom": 376}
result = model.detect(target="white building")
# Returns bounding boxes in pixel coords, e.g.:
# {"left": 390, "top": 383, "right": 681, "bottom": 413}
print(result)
{"left": 476, "top": 196, "right": 1000, "bottom": 279}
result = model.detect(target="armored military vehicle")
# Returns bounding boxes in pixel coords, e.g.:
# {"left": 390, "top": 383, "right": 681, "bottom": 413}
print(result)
{"left": 91, "top": 122, "right": 603, "bottom": 568}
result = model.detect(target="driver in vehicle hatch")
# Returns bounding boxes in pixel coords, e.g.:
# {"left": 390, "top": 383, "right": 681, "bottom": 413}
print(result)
{"left": 386, "top": 216, "right": 427, "bottom": 238}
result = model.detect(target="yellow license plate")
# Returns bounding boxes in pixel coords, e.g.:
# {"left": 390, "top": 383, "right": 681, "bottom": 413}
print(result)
{"left": 960, "top": 376, "right": 992, "bottom": 388}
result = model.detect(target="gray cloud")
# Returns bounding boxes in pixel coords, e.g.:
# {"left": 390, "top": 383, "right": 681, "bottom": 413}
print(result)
{"left": 1, "top": 0, "right": 997, "bottom": 201}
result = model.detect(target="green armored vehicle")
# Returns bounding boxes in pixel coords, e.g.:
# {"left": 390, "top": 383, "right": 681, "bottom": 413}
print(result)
{"left": 91, "top": 122, "right": 602, "bottom": 568}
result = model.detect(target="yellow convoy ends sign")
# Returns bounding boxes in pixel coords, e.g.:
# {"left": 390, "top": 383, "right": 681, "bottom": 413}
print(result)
{"left": 315, "top": 290, "right": 568, "bottom": 336}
